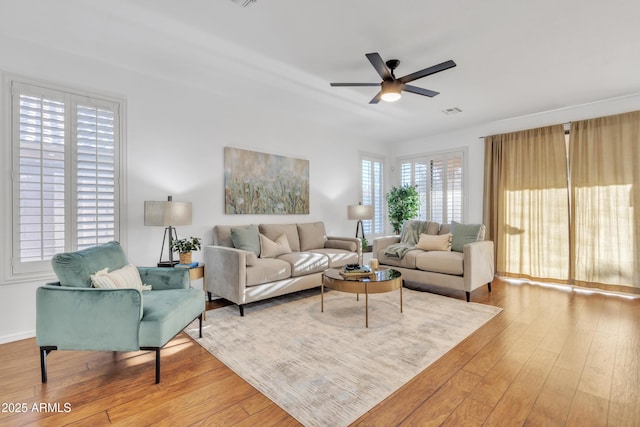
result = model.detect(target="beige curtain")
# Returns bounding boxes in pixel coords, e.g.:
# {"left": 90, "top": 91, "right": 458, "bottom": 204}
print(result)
{"left": 483, "top": 125, "right": 569, "bottom": 282}
{"left": 570, "top": 111, "right": 640, "bottom": 290}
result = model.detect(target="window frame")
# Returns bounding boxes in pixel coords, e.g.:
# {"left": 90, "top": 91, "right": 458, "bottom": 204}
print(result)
{"left": 397, "top": 147, "right": 468, "bottom": 224}
{"left": 1, "top": 73, "right": 127, "bottom": 284}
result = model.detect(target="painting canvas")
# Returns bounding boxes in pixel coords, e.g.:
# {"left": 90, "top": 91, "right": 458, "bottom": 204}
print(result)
{"left": 224, "top": 147, "right": 309, "bottom": 214}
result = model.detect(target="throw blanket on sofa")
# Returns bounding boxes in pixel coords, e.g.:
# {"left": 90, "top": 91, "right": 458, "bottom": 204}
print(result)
{"left": 384, "top": 220, "right": 432, "bottom": 259}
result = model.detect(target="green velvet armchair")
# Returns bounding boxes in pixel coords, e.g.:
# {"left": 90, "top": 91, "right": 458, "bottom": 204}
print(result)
{"left": 36, "top": 241, "right": 204, "bottom": 384}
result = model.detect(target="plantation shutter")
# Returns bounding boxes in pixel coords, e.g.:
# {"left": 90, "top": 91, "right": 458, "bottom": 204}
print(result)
{"left": 398, "top": 150, "right": 465, "bottom": 224}
{"left": 75, "top": 103, "right": 117, "bottom": 250}
{"left": 361, "top": 155, "right": 385, "bottom": 237}
{"left": 14, "top": 87, "right": 66, "bottom": 268}
{"left": 10, "top": 80, "right": 122, "bottom": 277}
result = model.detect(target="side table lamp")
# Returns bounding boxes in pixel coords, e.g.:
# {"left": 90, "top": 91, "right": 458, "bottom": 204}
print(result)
{"left": 144, "top": 195, "right": 192, "bottom": 267}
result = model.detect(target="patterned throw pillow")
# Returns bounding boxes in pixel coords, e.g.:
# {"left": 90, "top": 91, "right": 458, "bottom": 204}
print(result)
{"left": 90, "top": 264, "right": 151, "bottom": 291}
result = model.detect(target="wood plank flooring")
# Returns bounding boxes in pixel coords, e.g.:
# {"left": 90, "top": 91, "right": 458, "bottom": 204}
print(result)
{"left": 1, "top": 278, "right": 638, "bottom": 426}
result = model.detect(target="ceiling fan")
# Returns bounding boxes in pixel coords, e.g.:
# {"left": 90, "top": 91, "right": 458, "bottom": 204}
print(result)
{"left": 330, "top": 52, "right": 456, "bottom": 104}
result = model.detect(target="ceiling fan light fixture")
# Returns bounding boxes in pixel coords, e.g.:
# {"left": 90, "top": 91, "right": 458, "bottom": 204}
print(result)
{"left": 381, "top": 81, "right": 402, "bottom": 102}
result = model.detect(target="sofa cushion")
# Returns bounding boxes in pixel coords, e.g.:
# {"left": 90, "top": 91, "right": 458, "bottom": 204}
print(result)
{"left": 52, "top": 241, "right": 128, "bottom": 288}
{"left": 309, "top": 248, "right": 358, "bottom": 268}
{"left": 259, "top": 233, "right": 292, "bottom": 258}
{"left": 376, "top": 249, "right": 421, "bottom": 269}
{"left": 246, "top": 258, "right": 292, "bottom": 286}
{"left": 415, "top": 251, "right": 464, "bottom": 275}
{"left": 231, "top": 225, "right": 261, "bottom": 256}
{"left": 91, "top": 264, "right": 151, "bottom": 291}
{"left": 277, "top": 252, "right": 328, "bottom": 277}
{"left": 297, "top": 222, "right": 327, "bottom": 251}
{"left": 259, "top": 224, "right": 301, "bottom": 252}
{"left": 416, "top": 233, "right": 452, "bottom": 251}
{"left": 450, "top": 222, "right": 485, "bottom": 252}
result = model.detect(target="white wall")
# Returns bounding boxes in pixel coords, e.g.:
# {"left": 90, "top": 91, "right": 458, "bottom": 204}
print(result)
{"left": 0, "top": 37, "right": 387, "bottom": 343}
{"left": 393, "top": 93, "right": 640, "bottom": 224}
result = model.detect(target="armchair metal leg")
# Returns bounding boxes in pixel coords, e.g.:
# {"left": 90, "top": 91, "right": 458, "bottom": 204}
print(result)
{"left": 465, "top": 291, "right": 470, "bottom": 302}
{"left": 199, "top": 313, "right": 203, "bottom": 338}
{"left": 140, "top": 347, "right": 161, "bottom": 384}
{"left": 488, "top": 282, "right": 492, "bottom": 292}
{"left": 39, "top": 346, "right": 57, "bottom": 383}
{"left": 238, "top": 304, "right": 245, "bottom": 316}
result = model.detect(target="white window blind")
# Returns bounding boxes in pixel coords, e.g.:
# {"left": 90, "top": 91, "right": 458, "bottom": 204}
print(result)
{"left": 399, "top": 150, "right": 465, "bottom": 224}
{"left": 360, "top": 155, "right": 385, "bottom": 237}
{"left": 10, "top": 81, "right": 122, "bottom": 276}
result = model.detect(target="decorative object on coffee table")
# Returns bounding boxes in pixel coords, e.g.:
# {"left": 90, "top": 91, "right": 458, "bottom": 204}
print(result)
{"left": 144, "top": 195, "right": 192, "bottom": 267}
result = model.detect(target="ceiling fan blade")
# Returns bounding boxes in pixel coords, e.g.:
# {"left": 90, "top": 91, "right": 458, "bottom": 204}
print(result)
{"left": 398, "top": 60, "right": 456, "bottom": 84}
{"left": 369, "top": 91, "right": 382, "bottom": 104}
{"left": 365, "top": 52, "right": 392, "bottom": 80}
{"left": 330, "top": 83, "right": 380, "bottom": 87}
{"left": 403, "top": 84, "right": 440, "bottom": 97}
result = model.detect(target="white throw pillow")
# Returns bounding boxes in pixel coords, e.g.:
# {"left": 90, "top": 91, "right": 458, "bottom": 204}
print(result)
{"left": 415, "top": 233, "right": 452, "bottom": 251}
{"left": 259, "top": 233, "right": 292, "bottom": 258}
{"left": 91, "top": 264, "right": 151, "bottom": 291}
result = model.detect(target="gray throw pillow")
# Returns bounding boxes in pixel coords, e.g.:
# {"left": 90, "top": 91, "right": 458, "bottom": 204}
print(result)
{"left": 230, "top": 225, "right": 261, "bottom": 257}
{"left": 450, "top": 221, "right": 483, "bottom": 252}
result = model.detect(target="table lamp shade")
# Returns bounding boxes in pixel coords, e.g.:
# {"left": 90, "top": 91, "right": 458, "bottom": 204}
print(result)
{"left": 347, "top": 204, "right": 374, "bottom": 221}
{"left": 144, "top": 199, "right": 192, "bottom": 226}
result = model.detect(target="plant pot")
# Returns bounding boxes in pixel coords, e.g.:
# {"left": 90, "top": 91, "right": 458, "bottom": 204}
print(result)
{"left": 179, "top": 252, "right": 192, "bottom": 264}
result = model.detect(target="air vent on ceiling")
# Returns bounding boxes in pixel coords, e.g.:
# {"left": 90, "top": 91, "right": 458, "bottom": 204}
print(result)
{"left": 442, "top": 107, "right": 462, "bottom": 115}
{"left": 230, "top": 0, "right": 256, "bottom": 7}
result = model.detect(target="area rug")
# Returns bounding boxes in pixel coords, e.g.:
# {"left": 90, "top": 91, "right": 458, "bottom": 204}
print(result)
{"left": 185, "top": 288, "right": 501, "bottom": 427}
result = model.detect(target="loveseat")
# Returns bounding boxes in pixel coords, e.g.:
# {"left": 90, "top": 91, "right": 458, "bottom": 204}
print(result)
{"left": 373, "top": 220, "right": 495, "bottom": 302}
{"left": 36, "top": 241, "right": 204, "bottom": 384}
{"left": 205, "top": 222, "right": 360, "bottom": 315}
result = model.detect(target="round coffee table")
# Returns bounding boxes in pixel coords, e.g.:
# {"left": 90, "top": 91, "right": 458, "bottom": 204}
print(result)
{"left": 321, "top": 268, "right": 403, "bottom": 328}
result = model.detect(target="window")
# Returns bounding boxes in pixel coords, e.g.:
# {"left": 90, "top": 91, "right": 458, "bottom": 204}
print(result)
{"left": 9, "top": 80, "right": 123, "bottom": 277}
{"left": 360, "top": 154, "right": 385, "bottom": 237}
{"left": 399, "top": 149, "right": 465, "bottom": 223}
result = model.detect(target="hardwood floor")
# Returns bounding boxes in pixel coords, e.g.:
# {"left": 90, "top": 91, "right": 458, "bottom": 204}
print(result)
{"left": 1, "top": 279, "right": 638, "bottom": 426}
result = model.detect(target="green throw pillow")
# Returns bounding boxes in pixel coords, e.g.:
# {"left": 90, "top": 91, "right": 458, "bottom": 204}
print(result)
{"left": 230, "top": 225, "right": 261, "bottom": 257}
{"left": 450, "top": 221, "right": 483, "bottom": 252}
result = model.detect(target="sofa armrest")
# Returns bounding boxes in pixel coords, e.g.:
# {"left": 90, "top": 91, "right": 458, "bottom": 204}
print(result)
{"left": 137, "top": 267, "right": 190, "bottom": 290}
{"left": 203, "top": 245, "right": 247, "bottom": 305}
{"left": 373, "top": 236, "right": 401, "bottom": 254}
{"left": 36, "top": 286, "right": 142, "bottom": 351}
{"left": 325, "top": 236, "right": 361, "bottom": 254}
{"left": 463, "top": 240, "right": 495, "bottom": 292}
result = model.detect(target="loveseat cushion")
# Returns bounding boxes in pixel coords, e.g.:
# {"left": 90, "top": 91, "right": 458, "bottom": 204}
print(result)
{"left": 309, "top": 249, "right": 358, "bottom": 268}
{"left": 277, "top": 252, "right": 328, "bottom": 276}
{"left": 415, "top": 251, "right": 464, "bottom": 275}
{"left": 376, "top": 249, "right": 420, "bottom": 269}
{"left": 259, "top": 224, "right": 301, "bottom": 252}
{"left": 246, "top": 258, "right": 292, "bottom": 286}
{"left": 139, "top": 289, "right": 204, "bottom": 347}
{"left": 297, "top": 222, "right": 327, "bottom": 251}
{"left": 450, "top": 222, "right": 485, "bottom": 252}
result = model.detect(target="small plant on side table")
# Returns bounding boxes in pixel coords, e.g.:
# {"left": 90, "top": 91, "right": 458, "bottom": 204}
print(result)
{"left": 170, "top": 236, "right": 202, "bottom": 264}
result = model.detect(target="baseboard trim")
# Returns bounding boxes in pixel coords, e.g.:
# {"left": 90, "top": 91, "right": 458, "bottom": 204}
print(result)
{"left": 0, "top": 330, "right": 35, "bottom": 345}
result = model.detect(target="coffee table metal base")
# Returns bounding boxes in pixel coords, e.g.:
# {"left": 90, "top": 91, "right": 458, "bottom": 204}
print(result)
{"left": 321, "top": 269, "right": 403, "bottom": 328}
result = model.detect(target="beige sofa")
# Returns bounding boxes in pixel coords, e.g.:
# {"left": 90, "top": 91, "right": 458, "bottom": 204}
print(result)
{"left": 204, "top": 222, "right": 360, "bottom": 315}
{"left": 373, "top": 220, "right": 495, "bottom": 302}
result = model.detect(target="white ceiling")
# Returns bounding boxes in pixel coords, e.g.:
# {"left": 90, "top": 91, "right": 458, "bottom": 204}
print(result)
{"left": 6, "top": 0, "right": 640, "bottom": 143}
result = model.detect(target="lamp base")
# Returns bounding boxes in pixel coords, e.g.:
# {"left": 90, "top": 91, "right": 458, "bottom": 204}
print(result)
{"left": 157, "top": 261, "right": 179, "bottom": 268}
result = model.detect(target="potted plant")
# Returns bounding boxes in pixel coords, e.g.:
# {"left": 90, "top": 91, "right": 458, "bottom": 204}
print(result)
{"left": 386, "top": 184, "right": 420, "bottom": 235}
{"left": 170, "top": 236, "right": 202, "bottom": 264}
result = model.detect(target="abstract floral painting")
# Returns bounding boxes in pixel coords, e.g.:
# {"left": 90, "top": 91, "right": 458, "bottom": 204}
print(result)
{"left": 224, "top": 147, "right": 309, "bottom": 214}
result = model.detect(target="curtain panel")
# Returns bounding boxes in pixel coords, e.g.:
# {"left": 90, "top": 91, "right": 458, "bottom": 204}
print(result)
{"left": 570, "top": 111, "right": 640, "bottom": 290}
{"left": 483, "top": 125, "right": 569, "bottom": 282}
